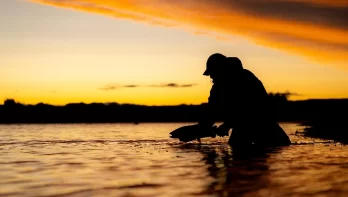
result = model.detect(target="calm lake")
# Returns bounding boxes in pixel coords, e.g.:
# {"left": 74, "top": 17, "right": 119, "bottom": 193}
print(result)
{"left": 0, "top": 123, "right": 347, "bottom": 197}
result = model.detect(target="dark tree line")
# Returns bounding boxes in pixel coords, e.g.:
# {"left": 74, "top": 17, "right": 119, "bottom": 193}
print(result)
{"left": 0, "top": 94, "right": 347, "bottom": 125}
{"left": 1, "top": 93, "right": 348, "bottom": 143}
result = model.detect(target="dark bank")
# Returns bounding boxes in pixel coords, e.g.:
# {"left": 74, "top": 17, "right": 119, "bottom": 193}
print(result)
{"left": 0, "top": 93, "right": 348, "bottom": 134}
{"left": 1, "top": 95, "right": 347, "bottom": 124}
{"left": 1, "top": 96, "right": 348, "bottom": 143}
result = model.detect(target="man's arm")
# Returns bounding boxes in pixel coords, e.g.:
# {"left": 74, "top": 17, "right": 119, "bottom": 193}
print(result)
{"left": 197, "top": 84, "right": 220, "bottom": 128}
{"left": 197, "top": 106, "right": 215, "bottom": 127}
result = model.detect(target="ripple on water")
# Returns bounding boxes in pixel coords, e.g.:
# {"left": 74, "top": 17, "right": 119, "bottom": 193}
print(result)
{"left": 0, "top": 123, "right": 347, "bottom": 197}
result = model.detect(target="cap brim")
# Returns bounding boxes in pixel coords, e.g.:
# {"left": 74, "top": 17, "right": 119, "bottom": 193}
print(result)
{"left": 203, "top": 69, "right": 210, "bottom": 76}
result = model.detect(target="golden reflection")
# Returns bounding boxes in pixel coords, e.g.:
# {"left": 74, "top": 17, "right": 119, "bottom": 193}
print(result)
{"left": 170, "top": 143, "right": 281, "bottom": 196}
{"left": 1, "top": 123, "right": 348, "bottom": 196}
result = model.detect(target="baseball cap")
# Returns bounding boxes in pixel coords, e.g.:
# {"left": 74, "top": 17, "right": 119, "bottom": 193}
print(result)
{"left": 203, "top": 53, "right": 226, "bottom": 76}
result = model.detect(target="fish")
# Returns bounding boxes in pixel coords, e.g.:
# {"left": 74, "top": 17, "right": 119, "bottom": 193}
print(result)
{"left": 169, "top": 124, "right": 217, "bottom": 143}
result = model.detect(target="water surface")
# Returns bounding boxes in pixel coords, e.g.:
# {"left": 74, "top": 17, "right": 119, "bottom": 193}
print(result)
{"left": 0, "top": 123, "right": 347, "bottom": 197}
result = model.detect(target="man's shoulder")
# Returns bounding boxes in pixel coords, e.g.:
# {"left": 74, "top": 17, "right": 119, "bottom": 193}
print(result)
{"left": 242, "top": 69, "right": 254, "bottom": 75}
{"left": 241, "top": 69, "right": 258, "bottom": 80}
{"left": 240, "top": 69, "right": 266, "bottom": 90}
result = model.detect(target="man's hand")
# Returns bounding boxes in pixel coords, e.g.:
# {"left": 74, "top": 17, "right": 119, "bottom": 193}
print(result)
{"left": 170, "top": 124, "right": 216, "bottom": 142}
{"left": 216, "top": 123, "right": 230, "bottom": 137}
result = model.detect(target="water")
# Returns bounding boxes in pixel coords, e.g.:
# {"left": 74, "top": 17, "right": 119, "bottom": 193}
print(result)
{"left": 0, "top": 123, "right": 347, "bottom": 197}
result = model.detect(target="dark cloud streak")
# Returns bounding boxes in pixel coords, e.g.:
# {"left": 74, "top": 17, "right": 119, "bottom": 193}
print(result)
{"left": 223, "top": 0, "right": 348, "bottom": 30}
{"left": 150, "top": 83, "right": 196, "bottom": 88}
{"left": 100, "top": 83, "right": 196, "bottom": 90}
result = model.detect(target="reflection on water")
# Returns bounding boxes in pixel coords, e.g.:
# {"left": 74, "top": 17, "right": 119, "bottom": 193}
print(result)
{"left": 0, "top": 123, "right": 347, "bottom": 197}
{"left": 170, "top": 143, "right": 275, "bottom": 197}
{"left": 171, "top": 143, "right": 348, "bottom": 197}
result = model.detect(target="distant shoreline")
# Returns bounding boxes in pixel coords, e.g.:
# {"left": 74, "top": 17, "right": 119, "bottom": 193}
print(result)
{"left": 1, "top": 98, "right": 347, "bottom": 125}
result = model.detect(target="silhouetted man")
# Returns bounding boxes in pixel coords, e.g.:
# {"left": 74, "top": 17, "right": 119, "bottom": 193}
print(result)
{"left": 170, "top": 53, "right": 291, "bottom": 146}
{"left": 198, "top": 53, "right": 291, "bottom": 147}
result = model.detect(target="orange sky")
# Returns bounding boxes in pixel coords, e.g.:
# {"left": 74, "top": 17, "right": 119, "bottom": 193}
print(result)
{"left": 1, "top": 0, "right": 347, "bottom": 105}
{"left": 29, "top": 0, "right": 348, "bottom": 67}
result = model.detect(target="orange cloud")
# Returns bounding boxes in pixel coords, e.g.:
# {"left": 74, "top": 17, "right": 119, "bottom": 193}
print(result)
{"left": 29, "top": 0, "right": 348, "bottom": 68}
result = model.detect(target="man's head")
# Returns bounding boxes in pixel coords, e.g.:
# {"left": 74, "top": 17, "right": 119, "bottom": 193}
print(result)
{"left": 203, "top": 54, "right": 244, "bottom": 82}
{"left": 226, "top": 57, "right": 243, "bottom": 70}
{"left": 203, "top": 53, "right": 227, "bottom": 79}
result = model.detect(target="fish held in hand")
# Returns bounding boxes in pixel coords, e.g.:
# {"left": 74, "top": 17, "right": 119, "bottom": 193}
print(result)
{"left": 170, "top": 124, "right": 217, "bottom": 142}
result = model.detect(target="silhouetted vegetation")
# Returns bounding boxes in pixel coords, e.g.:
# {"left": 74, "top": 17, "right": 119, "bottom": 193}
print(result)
{"left": 1, "top": 95, "right": 348, "bottom": 144}
{"left": 0, "top": 93, "right": 283, "bottom": 124}
{"left": 301, "top": 99, "right": 348, "bottom": 144}
{"left": 0, "top": 98, "right": 208, "bottom": 123}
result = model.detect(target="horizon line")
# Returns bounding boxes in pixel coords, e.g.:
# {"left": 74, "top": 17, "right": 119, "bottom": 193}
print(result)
{"left": 3, "top": 97, "right": 348, "bottom": 107}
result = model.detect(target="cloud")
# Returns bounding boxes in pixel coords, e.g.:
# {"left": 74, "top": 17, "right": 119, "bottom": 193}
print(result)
{"left": 99, "top": 84, "right": 140, "bottom": 90}
{"left": 150, "top": 83, "right": 196, "bottom": 88}
{"left": 100, "top": 83, "right": 196, "bottom": 90}
{"left": 29, "top": 0, "right": 348, "bottom": 68}
{"left": 123, "top": 85, "right": 139, "bottom": 88}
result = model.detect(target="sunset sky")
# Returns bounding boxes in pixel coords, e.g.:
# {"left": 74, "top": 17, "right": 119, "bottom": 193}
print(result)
{"left": 1, "top": 0, "right": 348, "bottom": 105}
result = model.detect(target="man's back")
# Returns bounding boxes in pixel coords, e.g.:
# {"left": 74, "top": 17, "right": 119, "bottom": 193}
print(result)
{"left": 220, "top": 69, "right": 269, "bottom": 121}
{"left": 222, "top": 69, "right": 291, "bottom": 146}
